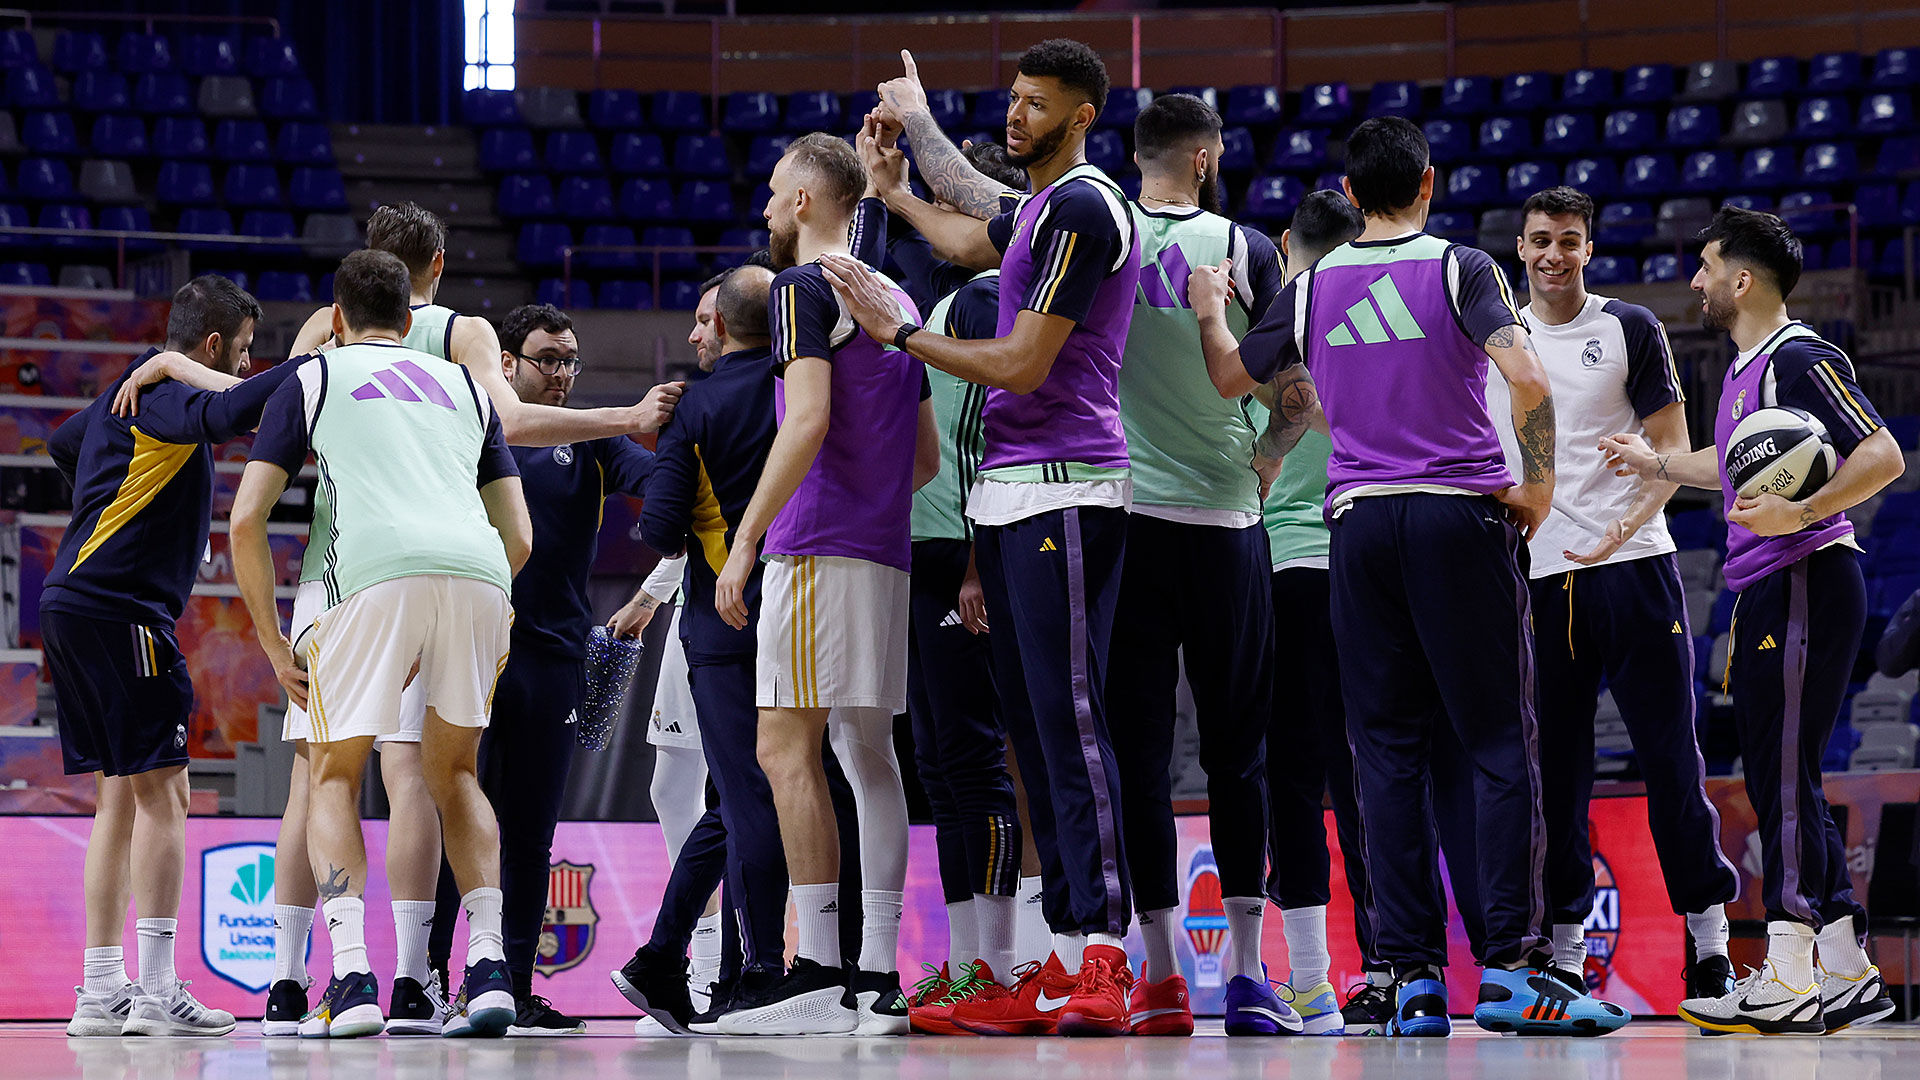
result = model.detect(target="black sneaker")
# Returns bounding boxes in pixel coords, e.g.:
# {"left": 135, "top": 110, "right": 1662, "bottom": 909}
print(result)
{"left": 687, "top": 972, "right": 742, "bottom": 1034}
{"left": 1544, "top": 965, "right": 1587, "bottom": 995}
{"left": 851, "top": 969, "right": 909, "bottom": 1035}
{"left": 1341, "top": 978, "right": 1394, "bottom": 1036}
{"left": 509, "top": 993, "right": 586, "bottom": 1036}
{"left": 610, "top": 946, "right": 693, "bottom": 1033}
{"left": 298, "top": 973, "right": 384, "bottom": 1039}
{"left": 387, "top": 973, "right": 452, "bottom": 1036}
{"left": 261, "top": 979, "right": 308, "bottom": 1037}
{"left": 715, "top": 957, "right": 857, "bottom": 1036}
{"left": 1686, "top": 955, "right": 1736, "bottom": 1038}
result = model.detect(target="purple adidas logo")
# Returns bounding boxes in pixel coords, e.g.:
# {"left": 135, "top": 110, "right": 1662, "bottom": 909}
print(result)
{"left": 1139, "top": 245, "right": 1196, "bottom": 310}
{"left": 349, "top": 359, "right": 457, "bottom": 411}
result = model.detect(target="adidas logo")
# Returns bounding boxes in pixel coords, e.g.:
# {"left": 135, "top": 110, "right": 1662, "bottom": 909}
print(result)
{"left": 1325, "top": 273, "right": 1429, "bottom": 347}
{"left": 663, "top": 721, "right": 683, "bottom": 734}
{"left": 349, "top": 358, "right": 458, "bottom": 411}
{"left": 1039, "top": 537, "right": 1059, "bottom": 552}
{"left": 820, "top": 900, "right": 839, "bottom": 913}
{"left": 229, "top": 852, "right": 277, "bottom": 906}
{"left": 1671, "top": 621, "right": 1685, "bottom": 634}
{"left": 327, "top": 917, "right": 344, "bottom": 931}
{"left": 1758, "top": 635, "right": 1779, "bottom": 650}
{"left": 940, "top": 610, "right": 963, "bottom": 628}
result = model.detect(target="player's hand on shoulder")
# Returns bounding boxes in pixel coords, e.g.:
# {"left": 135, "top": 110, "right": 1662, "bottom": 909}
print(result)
{"left": 631, "top": 381, "right": 686, "bottom": 434}
{"left": 111, "top": 350, "right": 194, "bottom": 417}
{"left": 818, "top": 254, "right": 906, "bottom": 343}
{"left": 1187, "top": 259, "right": 1234, "bottom": 316}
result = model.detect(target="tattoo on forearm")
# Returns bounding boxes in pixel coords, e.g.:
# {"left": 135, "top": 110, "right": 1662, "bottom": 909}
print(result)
{"left": 1798, "top": 503, "right": 1820, "bottom": 529}
{"left": 1255, "top": 372, "right": 1317, "bottom": 460}
{"left": 1518, "top": 395, "right": 1556, "bottom": 485}
{"left": 1655, "top": 454, "right": 1671, "bottom": 481}
{"left": 318, "top": 864, "right": 351, "bottom": 902}
{"left": 902, "top": 111, "right": 1006, "bottom": 218}
{"left": 1486, "top": 326, "right": 1518, "bottom": 349}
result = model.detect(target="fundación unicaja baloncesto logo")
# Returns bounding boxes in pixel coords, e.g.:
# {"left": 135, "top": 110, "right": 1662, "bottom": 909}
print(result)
{"left": 202, "top": 842, "right": 292, "bottom": 993}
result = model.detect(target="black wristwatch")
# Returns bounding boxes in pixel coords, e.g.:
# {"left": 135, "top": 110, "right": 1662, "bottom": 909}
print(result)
{"left": 893, "top": 324, "right": 921, "bottom": 351}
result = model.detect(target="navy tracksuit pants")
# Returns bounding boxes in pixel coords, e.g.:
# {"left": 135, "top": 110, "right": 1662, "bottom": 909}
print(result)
{"left": 1330, "top": 494, "right": 1547, "bottom": 972}
{"left": 975, "top": 504, "right": 1131, "bottom": 937}
{"left": 1530, "top": 553, "right": 1737, "bottom": 928}
{"left": 1109, "top": 515, "right": 1272, "bottom": 912}
{"left": 1730, "top": 546, "right": 1868, "bottom": 931}
{"left": 907, "top": 538, "right": 1020, "bottom": 905}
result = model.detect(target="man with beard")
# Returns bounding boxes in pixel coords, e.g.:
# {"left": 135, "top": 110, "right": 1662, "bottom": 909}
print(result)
{"left": 1605, "top": 207, "right": 1903, "bottom": 1035}
{"left": 824, "top": 39, "right": 1143, "bottom": 1037}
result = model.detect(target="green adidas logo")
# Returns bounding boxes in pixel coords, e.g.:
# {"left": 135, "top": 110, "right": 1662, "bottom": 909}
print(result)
{"left": 1326, "top": 273, "right": 1428, "bottom": 347}
{"left": 229, "top": 853, "right": 276, "bottom": 906}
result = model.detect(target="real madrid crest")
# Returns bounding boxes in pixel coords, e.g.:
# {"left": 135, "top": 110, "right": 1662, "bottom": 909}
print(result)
{"left": 553, "top": 444, "right": 574, "bottom": 466}
{"left": 1580, "top": 338, "right": 1604, "bottom": 368}
{"left": 1731, "top": 389, "right": 1747, "bottom": 421}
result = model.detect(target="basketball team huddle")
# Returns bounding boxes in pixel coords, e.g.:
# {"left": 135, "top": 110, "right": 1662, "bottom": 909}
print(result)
{"left": 45, "top": 37, "right": 1905, "bottom": 1041}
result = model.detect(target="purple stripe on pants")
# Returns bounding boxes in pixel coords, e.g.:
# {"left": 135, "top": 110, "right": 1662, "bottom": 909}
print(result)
{"left": 1779, "top": 561, "right": 1814, "bottom": 922}
{"left": 1064, "top": 506, "right": 1125, "bottom": 935}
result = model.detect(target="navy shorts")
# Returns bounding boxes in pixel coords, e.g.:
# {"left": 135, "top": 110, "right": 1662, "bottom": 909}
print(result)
{"left": 42, "top": 607, "right": 194, "bottom": 777}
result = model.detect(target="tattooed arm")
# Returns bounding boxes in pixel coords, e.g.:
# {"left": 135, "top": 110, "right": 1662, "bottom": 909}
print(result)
{"left": 1254, "top": 366, "right": 1324, "bottom": 462}
{"left": 1485, "top": 323, "right": 1556, "bottom": 541}
{"left": 877, "top": 50, "right": 1012, "bottom": 218}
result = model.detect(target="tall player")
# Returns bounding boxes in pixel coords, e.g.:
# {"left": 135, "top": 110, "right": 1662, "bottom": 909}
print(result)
{"left": 1202, "top": 117, "right": 1627, "bottom": 1036}
{"left": 712, "top": 134, "right": 931, "bottom": 1035}
{"left": 1606, "top": 207, "right": 1903, "bottom": 1034}
{"left": 1486, "top": 187, "right": 1739, "bottom": 1000}
{"left": 826, "top": 39, "right": 1143, "bottom": 1036}
{"left": 230, "top": 250, "right": 531, "bottom": 1039}
{"left": 1103, "top": 93, "right": 1296, "bottom": 1038}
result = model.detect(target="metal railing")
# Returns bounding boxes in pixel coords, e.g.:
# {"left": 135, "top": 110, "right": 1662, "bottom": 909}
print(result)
{"left": 0, "top": 8, "right": 281, "bottom": 38}
{"left": 0, "top": 225, "right": 346, "bottom": 294}
{"left": 559, "top": 243, "right": 757, "bottom": 306}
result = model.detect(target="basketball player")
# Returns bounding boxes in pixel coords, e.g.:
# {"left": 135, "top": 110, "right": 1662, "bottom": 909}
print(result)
{"left": 50, "top": 276, "right": 289, "bottom": 1038}
{"left": 1202, "top": 117, "right": 1627, "bottom": 1036}
{"left": 711, "top": 134, "right": 931, "bottom": 1035}
{"left": 828, "top": 39, "right": 1142, "bottom": 1037}
{"left": 230, "top": 250, "right": 531, "bottom": 1039}
{"left": 1485, "top": 186, "right": 1739, "bottom": 1001}
{"left": 1605, "top": 207, "right": 1904, "bottom": 1034}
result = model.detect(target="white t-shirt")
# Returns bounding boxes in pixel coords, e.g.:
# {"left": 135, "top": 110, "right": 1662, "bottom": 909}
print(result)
{"left": 1487, "top": 292, "right": 1684, "bottom": 578}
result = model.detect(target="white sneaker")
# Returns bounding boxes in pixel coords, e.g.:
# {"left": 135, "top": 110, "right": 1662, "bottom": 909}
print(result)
{"left": 1678, "top": 964, "right": 1824, "bottom": 1035}
{"left": 1819, "top": 964, "right": 1897, "bottom": 1032}
{"left": 121, "top": 980, "right": 237, "bottom": 1037}
{"left": 68, "top": 982, "right": 138, "bottom": 1037}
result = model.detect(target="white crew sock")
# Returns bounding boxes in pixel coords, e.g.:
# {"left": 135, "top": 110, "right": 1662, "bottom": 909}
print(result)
{"left": 1766, "top": 920, "right": 1817, "bottom": 988}
{"left": 1086, "top": 932, "right": 1124, "bottom": 953}
{"left": 945, "top": 899, "right": 979, "bottom": 969}
{"left": 1051, "top": 932, "right": 1085, "bottom": 970}
{"left": 321, "top": 898, "right": 369, "bottom": 979}
{"left": 460, "top": 887, "right": 505, "bottom": 966}
{"left": 860, "top": 889, "right": 904, "bottom": 973}
{"left": 1282, "top": 905, "right": 1331, "bottom": 989}
{"left": 1816, "top": 916, "right": 1870, "bottom": 979}
{"left": 272, "top": 904, "right": 314, "bottom": 987}
{"left": 83, "top": 946, "right": 127, "bottom": 994}
{"left": 1225, "top": 897, "right": 1265, "bottom": 982}
{"left": 976, "top": 893, "right": 1017, "bottom": 986}
{"left": 135, "top": 918, "right": 177, "bottom": 996}
{"left": 1015, "top": 876, "right": 1048, "bottom": 966}
{"left": 691, "top": 912, "right": 723, "bottom": 988}
{"left": 792, "top": 883, "right": 841, "bottom": 967}
{"left": 1550, "top": 923, "right": 1588, "bottom": 976}
{"left": 391, "top": 900, "right": 435, "bottom": 985}
{"left": 1137, "top": 908, "right": 1179, "bottom": 981}
{"left": 1687, "top": 905, "right": 1730, "bottom": 961}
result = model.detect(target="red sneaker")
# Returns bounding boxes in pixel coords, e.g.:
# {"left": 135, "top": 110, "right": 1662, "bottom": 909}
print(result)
{"left": 1058, "top": 944, "right": 1135, "bottom": 1037}
{"left": 907, "top": 963, "right": 951, "bottom": 1009}
{"left": 950, "top": 955, "right": 1078, "bottom": 1036}
{"left": 911, "top": 960, "right": 992, "bottom": 1036}
{"left": 1127, "top": 968, "right": 1194, "bottom": 1036}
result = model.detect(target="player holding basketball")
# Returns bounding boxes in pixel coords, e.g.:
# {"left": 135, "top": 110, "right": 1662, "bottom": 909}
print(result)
{"left": 1606, "top": 207, "right": 1903, "bottom": 1034}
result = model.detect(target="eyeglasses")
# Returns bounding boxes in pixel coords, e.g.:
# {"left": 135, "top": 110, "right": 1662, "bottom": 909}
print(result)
{"left": 512, "top": 352, "right": 583, "bottom": 376}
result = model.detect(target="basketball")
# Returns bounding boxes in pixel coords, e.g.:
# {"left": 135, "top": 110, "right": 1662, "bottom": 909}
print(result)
{"left": 1725, "top": 405, "right": 1837, "bottom": 501}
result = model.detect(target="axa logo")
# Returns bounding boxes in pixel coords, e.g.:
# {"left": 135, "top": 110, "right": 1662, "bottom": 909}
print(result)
{"left": 1325, "top": 274, "right": 1428, "bottom": 347}
{"left": 348, "top": 359, "right": 458, "bottom": 411}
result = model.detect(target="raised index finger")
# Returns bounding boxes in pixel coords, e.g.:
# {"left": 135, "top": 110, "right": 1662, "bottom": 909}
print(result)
{"left": 901, "top": 49, "right": 918, "bottom": 80}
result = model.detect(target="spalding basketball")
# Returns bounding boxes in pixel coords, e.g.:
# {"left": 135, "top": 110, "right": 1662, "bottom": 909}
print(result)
{"left": 1725, "top": 405, "right": 1836, "bottom": 501}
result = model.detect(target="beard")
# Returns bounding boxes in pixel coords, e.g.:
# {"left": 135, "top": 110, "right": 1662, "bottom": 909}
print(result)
{"left": 769, "top": 220, "right": 800, "bottom": 270}
{"left": 1005, "top": 117, "right": 1072, "bottom": 169}
{"left": 1701, "top": 290, "right": 1737, "bottom": 332}
{"left": 1197, "top": 165, "right": 1223, "bottom": 215}
{"left": 215, "top": 341, "right": 245, "bottom": 377}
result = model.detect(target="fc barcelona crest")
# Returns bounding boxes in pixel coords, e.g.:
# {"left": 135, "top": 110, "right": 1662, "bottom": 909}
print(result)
{"left": 535, "top": 861, "right": 599, "bottom": 977}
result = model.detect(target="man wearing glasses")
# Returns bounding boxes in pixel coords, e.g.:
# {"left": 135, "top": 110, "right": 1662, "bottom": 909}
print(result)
{"left": 425, "top": 303, "right": 656, "bottom": 1034}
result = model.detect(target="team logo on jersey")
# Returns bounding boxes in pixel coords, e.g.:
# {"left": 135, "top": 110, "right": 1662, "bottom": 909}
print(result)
{"left": 201, "top": 843, "right": 290, "bottom": 992}
{"left": 1325, "top": 274, "right": 1428, "bottom": 347}
{"left": 552, "top": 445, "right": 574, "bottom": 466}
{"left": 534, "top": 861, "right": 599, "bottom": 977}
{"left": 1581, "top": 844, "right": 1622, "bottom": 993}
{"left": 1182, "top": 846, "right": 1227, "bottom": 988}
{"left": 1731, "top": 389, "right": 1748, "bottom": 421}
{"left": 175, "top": 722, "right": 187, "bottom": 749}
{"left": 1580, "top": 338, "right": 1604, "bottom": 368}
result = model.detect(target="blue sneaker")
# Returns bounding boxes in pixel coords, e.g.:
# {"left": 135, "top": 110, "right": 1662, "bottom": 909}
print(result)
{"left": 1223, "top": 974, "right": 1303, "bottom": 1036}
{"left": 1473, "top": 965, "right": 1631, "bottom": 1036}
{"left": 1282, "top": 980, "right": 1345, "bottom": 1035}
{"left": 298, "top": 973, "right": 383, "bottom": 1038}
{"left": 443, "top": 959, "right": 516, "bottom": 1038}
{"left": 1390, "top": 972, "right": 1450, "bottom": 1037}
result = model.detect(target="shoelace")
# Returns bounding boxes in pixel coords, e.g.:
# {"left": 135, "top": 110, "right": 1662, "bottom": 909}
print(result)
{"left": 1345, "top": 981, "right": 1391, "bottom": 1011}
{"left": 963, "top": 960, "right": 1043, "bottom": 1005}
{"left": 1074, "top": 957, "right": 1118, "bottom": 997}
{"left": 933, "top": 962, "right": 992, "bottom": 1006}
{"left": 908, "top": 963, "right": 950, "bottom": 1007}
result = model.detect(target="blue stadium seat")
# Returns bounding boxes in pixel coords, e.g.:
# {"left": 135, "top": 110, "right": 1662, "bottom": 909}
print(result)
{"left": 73, "top": 71, "right": 130, "bottom": 113}
{"left": 599, "top": 280, "right": 653, "bottom": 310}
{"left": 0, "top": 28, "right": 35, "bottom": 70}
{"left": 1562, "top": 67, "right": 1614, "bottom": 108}
{"left": 39, "top": 203, "right": 92, "bottom": 247}
{"left": 246, "top": 37, "right": 302, "bottom": 78}
{"left": 1479, "top": 115, "right": 1531, "bottom": 155}
{"left": 479, "top": 128, "right": 536, "bottom": 171}
{"left": 677, "top": 180, "right": 735, "bottom": 224}
{"left": 651, "top": 92, "right": 708, "bottom": 134}
{"left": 1794, "top": 97, "right": 1847, "bottom": 139}
{"left": 290, "top": 167, "right": 346, "bottom": 211}
{"left": 1563, "top": 157, "right": 1618, "bottom": 198}
{"left": 205, "top": 270, "right": 249, "bottom": 292}
{"left": 156, "top": 160, "right": 215, "bottom": 204}
{"left": 0, "top": 261, "right": 50, "bottom": 286}
{"left": 973, "top": 88, "right": 1012, "bottom": 129}
{"left": 1597, "top": 201, "right": 1654, "bottom": 245}
{"left": 535, "top": 277, "right": 593, "bottom": 310}
{"left": 276, "top": 121, "right": 333, "bottom": 166}
{"left": 588, "top": 89, "right": 644, "bottom": 130}
{"left": 1225, "top": 85, "right": 1283, "bottom": 126}
{"left": 1085, "top": 130, "right": 1125, "bottom": 174}
{"left": 1827, "top": 238, "right": 1870, "bottom": 268}
{"left": 1501, "top": 72, "right": 1554, "bottom": 112}
{"left": 1602, "top": 108, "right": 1656, "bottom": 151}
{"left": 715, "top": 227, "right": 769, "bottom": 268}
{"left": 465, "top": 90, "right": 519, "bottom": 127}
{"left": 97, "top": 205, "right": 159, "bottom": 252}
{"left": 1506, "top": 160, "right": 1554, "bottom": 201}
{"left": 1779, "top": 189, "right": 1837, "bottom": 235}
{"left": 1855, "top": 181, "right": 1904, "bottom": 228}
{"left": 153, "top": 116, "right": 209, "bottom": 159}
{"left": 618, "top": 177, "right": 674, "bottom": 221}
{"left": 1586, "top": 255, "right": 1635, "bottom": 286}
{"left": 254, "top": 271, "right": 312, "bottom": 303}
{"left": 1861, "top": 93, "right": 1914, "bottom": 134}
{"left": 640, "top": 226, "right": 699, "bottom": 273}
{"left": 181, "top": 35, "right": 240, "bottom": 77}
{"left": 1099, "top": 88, "right": 1151, "bottom": 131}
{"left": 16, "top": 158, "right": 73, "bottom": 200}
{"left": 1642, "top": 253, "right": 1692, "bottom": 282}
{"left": 175, "top": 207, "right": 234, "bottom": 249}
{"left": 660, "top": 279, "right": 702, "bottom": 310}
{"left": 1679, "top": 150, "right": 1733, "bottom": 192}
{"left": 1665, "top": 105, "right": 1720, "bottom": 147}
{"left": 1299, "top": 83, "right": 1351, "bottom": 126}
{"left": 1242, "top": 176, "right": 1304, "bottom": 222}
{"left": 1719, "top": 194, "right": 1771, "bottom": 213}
{"left": 22, "top": 113, "right": 78, "bottom": 155}
{"left": 673, "top": 134, "right": 730, "bottom": 178}
{"left": 1801, "top": 142, "right": 1859, "bottom": 186}
{"left": 213, "top": 120, "right": 271, "bottom": 162}
{"left": 1808, "top": 52, "right": 1862, "bottom": 92}
{"left": 6, "top": 65, "right": 59, "bottom": 109}
{"left": 1539, "top": 112, "right": 1594, "bottom": 155}
{"left": 611, "top": 133, "right": 668, "bottom": 175}
{"left": 558, "top": 175, "right": 615, "bottom": 220}
{"left": 723, "top": 91, "right": 781, "bottom": 134}
{"left": 785, "top": 90, "right": 840, "bottom": 133}
{"left": 1621, "top": 64, "right": 1675, "bottom": 104}
{"left": 223, "top": 164, "right": 281, "bottom": 207}
{"left": 1270, "top": 129, "right": 1328, "bottom": 172}
{"left": 262, "top": 76, "right": 318, "bottom": 120}
{"left": 579, "top": 224, "right": 639, "bottom": 270}
{"left": 1901, "top": 184, "right": 1920, "bottom": 230}
{"left": 546, "top": 130, "right": 602, "bottom": 173}
{"left": 1366, "top": 80, "right": 1420, "bottom": 118}
{"left": 1739, "top": 147, "right": 1791, "bottom": 187}
{"left": 1427, "top": 211, "right": 1474, "bottom": 244}
{"left": 240, "top": 210, "right": 297, "bottom": 253}
{"left": 1621, "top": 154, "right": 1677, "bottom": 197}
{"left": 927, "top": 89, "right": 967, "bottom": 132}
{"left": 1313, "top": 169, "right": 1345, "bottom": 193}
{"left": 117, "top": 33, "right": 172, "bottom": 75}
{"left": 52, "top": 31, "right": 107, "bottom": 73}
{"left": 0, "top": 202, "right": 27, "bottom": 246}
{"left": 747, "top": 183, "right": 772, "bottom": 220}
{"left": 497, "top": 174, "right": 555, "bottom": 218}
{"left": 1445, "top": 163, "right": 1498, "bottom": 207}
{"left": 1166, "top": 87, "right": 1218, "bottom": 111}
{"left": 1220, "top": 127, "right": 1255, "bottom": 171}
{"left": 1874, "top": 47, "right": 1919, "bottom": 88}
{"left": 746, "top": 135, "right": 790, "bottom": 176}
{"left": 1745, "top": 55, "right": 1798, "bottom": 97}
{"left": 1423, "top": 118, "right": 1470, "bottom": 163}
{"left": 517, "top": 223, "right": 573, "bottom": 267}
{"left": 91, "top": 115, "right": 148, "bottom": 157}
{"left": 134, "top": 73, "right": 193, "bottom": 114}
